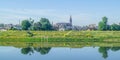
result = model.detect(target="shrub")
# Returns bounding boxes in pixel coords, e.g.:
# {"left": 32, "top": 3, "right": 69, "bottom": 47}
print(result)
{"left": 26, "top": 31, "right": 34, "bottom": 37}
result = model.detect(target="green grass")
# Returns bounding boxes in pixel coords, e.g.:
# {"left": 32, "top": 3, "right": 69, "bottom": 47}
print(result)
{"left": 1, "top": 42, "right": 120, "bottom": 48}
{"left": 0, "top": 30, "right": 120, "bottom": 42}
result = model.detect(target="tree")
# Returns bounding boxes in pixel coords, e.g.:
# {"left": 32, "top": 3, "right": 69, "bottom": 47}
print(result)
{"left": 40, "top": 18, "right": 52, "bottom": 30}
{"left": 21, "top": 20, "right": 31, "bottom": 30}
{"left": 111, "top": 23, "right": 120, "bottom": 31}
{"left": 0, "top": 24, "right": 4, "bottom": 27}
{"left": 102, "top": 17, "right": 108, "bottom": 24}
{"left": 32, "top": 22, "right": 41, "bottom": 30}
{"left": 98, "top": 21, "right": 106, "bottom": 30}
{"left": 98, "top": 16, "right": 108, "bottom": 31}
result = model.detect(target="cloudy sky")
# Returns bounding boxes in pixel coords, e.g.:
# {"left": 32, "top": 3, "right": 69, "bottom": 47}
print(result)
{"left": 0, "top": 0, "right": 120, "bottom": 26}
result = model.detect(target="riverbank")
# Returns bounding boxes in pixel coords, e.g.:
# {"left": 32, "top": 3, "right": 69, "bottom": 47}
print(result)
{"left": 0, "top": 31, "right": 120, "bottom": 42}
{"left": 0, "top": 42, "right": 120, "bottom": 48}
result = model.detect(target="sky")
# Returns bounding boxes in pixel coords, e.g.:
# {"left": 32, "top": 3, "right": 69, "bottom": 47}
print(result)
{"left": 0, "top": 0, "right": 120, "bottom": 26}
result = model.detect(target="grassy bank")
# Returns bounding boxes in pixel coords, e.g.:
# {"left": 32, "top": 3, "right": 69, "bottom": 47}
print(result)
{"left": 0, "top": 31, "right": 120, "bottom": 42}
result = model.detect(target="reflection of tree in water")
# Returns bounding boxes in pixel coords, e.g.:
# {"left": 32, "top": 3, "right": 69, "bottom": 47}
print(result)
{"left": 21, "top": 47, "right": 34, "bottom": 55}
{"left": 99, "top": 47, "right": 120, "bottom": 59}
{"left": 21, "top": 47, "right": 51, "bottom": 55}
{"left": 34, "top": 47, "right": 51, "bottom": 55}
{"left": 111, "top": 47, "right": 120, "bottom": 51}
{"left": 99, "top": 47, "right": 110, "bottom": 59}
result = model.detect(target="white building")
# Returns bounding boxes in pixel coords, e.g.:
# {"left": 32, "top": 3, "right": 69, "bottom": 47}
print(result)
{"left": 53, "top": 16, "right": 73, "bottom": 31}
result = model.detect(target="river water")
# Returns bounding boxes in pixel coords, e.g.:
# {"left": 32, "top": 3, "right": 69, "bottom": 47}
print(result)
{"left": 0, "top": 46, "right": 120, "bottom": 60}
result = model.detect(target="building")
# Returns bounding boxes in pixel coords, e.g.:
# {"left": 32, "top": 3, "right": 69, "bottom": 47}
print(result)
{"left": 72, "top": 26, "right": 82, "bottom": 31}
{"left": 13, "top": 24, "right": 22, "bottom": 30}
{"left": 87, "top": 24, "right": 98, "bottom": 30}
{"left": 0, "top": 23, "right": 22, "bottom": 30}
{"left": 54, "top": 16, "right": 73, "bottom": 31}
{"left": 0, "top": 27, "right": 7, "bottom": 31}
{"left": 4, "top": 24, "right": 13, "bottom": 30}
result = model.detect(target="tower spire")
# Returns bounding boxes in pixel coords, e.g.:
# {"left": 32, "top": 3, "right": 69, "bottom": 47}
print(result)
{"left": 70, "top": 15, "right": 72, "bottom": 26}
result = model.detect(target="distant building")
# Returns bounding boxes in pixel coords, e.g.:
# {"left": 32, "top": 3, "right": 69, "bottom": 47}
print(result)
{"left": 87, "top": 24, "right": 98, "bottom": 30}
{"left": 54, "top": 16, "right": 73, "bottom": 31}
{"left": 72, "top": 26, "right": 82, "bottom": 31}
{"left": 4, "top": 24, "right": 13, "bottom": 30}
{"left": 0, "top": 27, "right": 7, "bottom": 31}
{"left": 0, "top": 24, "right": 22, "bottom": 30}
{"left": 13, "top": 24, "right": 22, "bottom": 30}
{"left": 81, "top": 26, "right": 89, "bottom": 31}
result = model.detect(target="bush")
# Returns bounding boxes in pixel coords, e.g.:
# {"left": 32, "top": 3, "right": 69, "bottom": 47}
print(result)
{"left": 26, "top": 31, "right": 34, "bottom": 37}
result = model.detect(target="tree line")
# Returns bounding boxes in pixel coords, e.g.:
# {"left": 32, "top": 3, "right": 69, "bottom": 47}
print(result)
{"left": 21, "top": 18, "right": 53, "bottom": 30}
{"left": 21, "top": 17, "right": 120, "bottom": 31}
{"left": 98, "top": 17, "right": 120, "bottom": 31}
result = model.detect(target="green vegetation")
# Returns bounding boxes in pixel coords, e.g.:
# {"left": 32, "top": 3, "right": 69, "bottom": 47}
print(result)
{"left": 0, "top": 31, "right": 120, "bottom": 42}
{"left": 99, "top": 16, "right": 120, "bottom": 31}
{"left": 111, "top": 23, "right": 120, "bottom": 31}
{"left": 21, "top": 18, "right": 53, "bottom": 31}
{"left": 98, "top": 17, "right": 108, "bottom": 31}
{"left": 40, "top": 18, "right": 52, "bottom": 30}
{"left": 21, "top": 20, "right": 31, "bottom": 30}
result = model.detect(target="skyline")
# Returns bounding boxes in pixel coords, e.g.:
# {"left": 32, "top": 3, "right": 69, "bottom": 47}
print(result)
{"left": 0, "top": 0, "right": 120, "bottom": 26}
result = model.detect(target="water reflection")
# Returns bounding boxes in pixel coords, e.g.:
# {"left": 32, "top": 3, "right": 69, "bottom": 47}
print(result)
{"left": 21, "top": 47, "right": 34, "bottom": 55}
{"left": 99, "top": 47, "right": 120, "bottom": 59}
{"left": 99, "top": 47, "right": 110, "bottom": 59}
{"left": 21, "top": 47, "right": 51, "bottom": 55}
{"left": 1, "top": 42, "right": 120, "bottom": 60}
{"left": 19, "top": 46, "right": 120, "bottom": 59}
{"left": 34, "top": 47, "right": 51, "bottom": 55}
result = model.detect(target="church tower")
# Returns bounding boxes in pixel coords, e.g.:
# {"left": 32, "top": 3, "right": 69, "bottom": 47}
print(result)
{"left": 70, "top": 15, "right": 72, "bottom": 26}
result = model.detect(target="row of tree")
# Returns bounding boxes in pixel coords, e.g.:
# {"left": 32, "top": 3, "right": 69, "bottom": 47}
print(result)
{"left": 21, "top": 18, "right": 53, "bottom": 30}
{"left": 98, "top": 17, "right": 120, "bottom": 31}
{"left": 21, "top": 17, "right": 120, "bottom": 31}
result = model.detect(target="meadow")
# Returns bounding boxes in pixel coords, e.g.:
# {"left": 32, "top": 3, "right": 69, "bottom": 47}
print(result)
{"left": 0, "top": 31, "right": 120, "bottom": 42}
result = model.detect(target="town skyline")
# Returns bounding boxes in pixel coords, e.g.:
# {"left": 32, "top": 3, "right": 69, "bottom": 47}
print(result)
{"left": 0, "top": 0, "right": 120, "bottom": 26}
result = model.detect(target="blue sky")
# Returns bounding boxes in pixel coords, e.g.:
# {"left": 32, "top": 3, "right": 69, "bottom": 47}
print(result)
{"left": 0, "top": 0, "right": 120, "bottom": 26}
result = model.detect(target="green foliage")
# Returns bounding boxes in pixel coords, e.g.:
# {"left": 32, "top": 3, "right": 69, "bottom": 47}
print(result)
{"left": 98, "top": 17, "right": 120, "bottom": 31}
{"left": 98, "top": 16, "right": 108, "bottom": 31}
{"left": 26, "top": 31, "right": 34, "bottom": 37}
{"left": 98, "top": 21, "right": 106, "bottom": 30}
{"left": 110, "top": 23, "right": 120, "bottom": 31}
{"left": 21, "top": 20, "right": 31, "bottom": 30}
{"left": 0, "top": 24, "right": 4, "bottom": 27}
{"left": 21, "top": 18, "right": 53, "bottom": 31}
{"left": 31, "top": 22, "right": 41, "bottom": 30}
{"left": 102, "top": 17, "right": 108, "bottom": 24}
{"left": 40, "top": 18, "right": 52, "bottom": 30}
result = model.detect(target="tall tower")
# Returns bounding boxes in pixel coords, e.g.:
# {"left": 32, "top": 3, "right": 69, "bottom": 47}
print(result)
{"left": 70, "top": 15, "right": 72, "bottom": 26}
